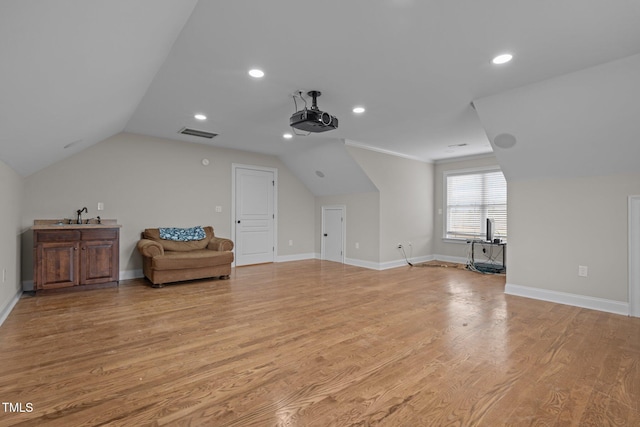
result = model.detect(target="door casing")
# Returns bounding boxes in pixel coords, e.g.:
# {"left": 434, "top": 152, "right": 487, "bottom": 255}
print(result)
{"left": 321, "top": 205, "right": 346, "bottom": 263}
{"left": 232, "top": 164, "right": 278, "bottom": 266}
{"left": 629, "top": 195, "right": 640, "bottom": 317}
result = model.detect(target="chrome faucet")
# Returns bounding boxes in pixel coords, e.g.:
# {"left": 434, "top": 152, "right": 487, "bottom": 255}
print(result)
{"left": 76, "top": 207, "right": 88, "bottom": 224}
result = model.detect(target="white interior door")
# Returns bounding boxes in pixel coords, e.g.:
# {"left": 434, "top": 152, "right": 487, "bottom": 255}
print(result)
{"left": 234, "top": 166, "right": 275, "bottom": 266}
{"left": 322, "top": 206, "right": 345, "bottom": 263}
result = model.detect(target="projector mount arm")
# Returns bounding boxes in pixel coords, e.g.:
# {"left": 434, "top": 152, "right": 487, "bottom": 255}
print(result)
{"left": 307, "top": 90, "right": 321, "bottom": 110}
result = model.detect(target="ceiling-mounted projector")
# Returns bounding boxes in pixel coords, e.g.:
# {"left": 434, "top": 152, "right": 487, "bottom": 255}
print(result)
{"left": 289, "top": 90, "right": 338, "bottom": 133}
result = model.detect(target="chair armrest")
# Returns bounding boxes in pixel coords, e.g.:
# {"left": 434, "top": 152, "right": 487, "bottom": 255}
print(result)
{"left": 137, "top": 239, "right": 164, "bottom": 257}
{"left": 208, "top": 237, "right": 234, "bottom": 252}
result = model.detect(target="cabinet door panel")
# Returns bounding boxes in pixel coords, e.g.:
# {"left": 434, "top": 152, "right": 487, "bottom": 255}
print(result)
{"left": 37, "top": 243, "right": 80, "bottom": 289}
{"left": 81, "top": 240, "right": 118, "bottom": 284}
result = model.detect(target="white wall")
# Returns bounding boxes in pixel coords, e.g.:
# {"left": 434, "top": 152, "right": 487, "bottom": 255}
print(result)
{"left": 21, "top": 133, "right": 316, "bottom": 280}
{"left": 347, "top": 146, "right": 434, "bottom": 265}
{"left": 433, "top": 155, "right": 501, "bottom": 262}
{"left": 507, "top": 173, "right": 640, "bottom": 307}
{"left": 0, "top": 159, "right": 23, "bottom": 321}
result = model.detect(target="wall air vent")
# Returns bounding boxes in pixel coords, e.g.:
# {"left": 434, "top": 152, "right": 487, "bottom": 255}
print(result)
{"left": 178, "top": 127, "right": 218, "bottom": 139}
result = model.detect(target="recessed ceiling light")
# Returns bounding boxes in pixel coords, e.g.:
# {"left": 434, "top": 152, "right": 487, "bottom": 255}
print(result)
{"left": 194, "top": 114, "right": 207, "bottom": 120}
{"left": 352, "top": 106, "right": 366, "bottom": 114}
{"left": 492, "top": 53, "right": 513, "bottom": 65}
{"left": 283, "top": 133, "right": 293, "bottom": 139}
{"left": 248, "top": 68, "right": 265, "bottom": 78}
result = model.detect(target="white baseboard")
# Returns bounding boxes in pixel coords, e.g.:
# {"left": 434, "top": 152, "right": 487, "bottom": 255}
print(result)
{"left": 505, "top": 283, "right": 629, "bottom": 316}
{"left": 344, "top": 257, "right": 384, "bottom": 270}
{"left": 277, "top": 253, "right": 316, "bottom": 263}
{"left": 345, "top": 255, "right": 435, "bottom": 271}
{"left": 433, "top": 254, "right": 468, "bottom": 265}
{"left": 253, "top": 253, "right": 451, "bottom": 271}
{"left": 414, "top": 255, "right": 437, "bottom": 265}
{"left": 0, "top": 288, "right": 23, "bottom": 327}
{"left": 311, "top": 253, "right": 383, "bottom": 270}
{"left": 380, "top": 255, "right": 435, "bottom": 270}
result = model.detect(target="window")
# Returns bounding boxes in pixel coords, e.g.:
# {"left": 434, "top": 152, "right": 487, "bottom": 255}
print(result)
{"left": 444, "top": 168, "right": 507, "bottom": 241}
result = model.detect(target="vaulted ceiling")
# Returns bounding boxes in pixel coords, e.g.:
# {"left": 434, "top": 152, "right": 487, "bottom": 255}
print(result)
{"left": 2, "top": 1, "right": 640, "bottom": 190}
{"left": 474, "top": 53, "right": 640, "bottom": 181}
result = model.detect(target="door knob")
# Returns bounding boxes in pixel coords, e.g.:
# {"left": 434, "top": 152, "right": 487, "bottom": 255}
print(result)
{"left": 324, "top": 233, "right": 328, "bottom": 236}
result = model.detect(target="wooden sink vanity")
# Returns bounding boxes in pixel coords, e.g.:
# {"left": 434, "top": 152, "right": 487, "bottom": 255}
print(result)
{"left": 32, "top": 219, "right": 121, "bottom": 293}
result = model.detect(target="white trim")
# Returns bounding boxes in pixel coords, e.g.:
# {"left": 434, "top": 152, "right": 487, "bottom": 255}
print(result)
{"left": 629, "top": 196, "right": 640, "bottom": 317}
{"left": 378, "top": 260, "right": 406, "bottom": 270}
{"left": 441, "top": 238, "right": 470, "bottom": 245}
{"left": 277, "top": 253, "right": 316, "bottom": 263}
{"left": 442, "top": 165, "right": 503, "bottom": 177}
{"left": 344, "top": 139, "right": 429, "bottom": 163}
{"left": 434, "top": 152, "right": 497, "bottom": 164}
{"left": 379, "top": 255, "right": 435, "bottom": 270}
{"left": 342, "top": 255, "right": 435, "bottom": 271}
{"left": 434, "top": 254, "right": 468, "bottom": 265}
{"left": 231, "top": 164, "right": 278, "bottom": 267}
{"left": 344, "top": 139, "right": 496, "bottom": 165}
{"left": 0, "top": 289, "right": 22, "bottom": 327}
{"left": 321, "top": 205, "right": 346, "bottom": 264}
{"left": 344, "top": 257, "right": 385, "bottom": 270}
{"left": 505, "top": 283, "right": 629, "bottom": 316}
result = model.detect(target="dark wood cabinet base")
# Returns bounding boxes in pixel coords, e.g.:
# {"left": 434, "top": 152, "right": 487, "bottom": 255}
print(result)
{"left": 35, "top": 280, "right": 119, "bottom": 295}
{"left": 33, "top": 223, "right": 120, "bottom": 293}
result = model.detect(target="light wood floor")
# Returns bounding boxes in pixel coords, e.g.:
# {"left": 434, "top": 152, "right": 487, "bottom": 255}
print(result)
{"left": 1, "top": 260, "right": 639, "bottom": 426}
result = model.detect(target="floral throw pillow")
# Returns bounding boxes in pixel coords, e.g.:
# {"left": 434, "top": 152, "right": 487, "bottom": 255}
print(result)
{"left": 159, "top": 226, "right": 206, "bottom": 241}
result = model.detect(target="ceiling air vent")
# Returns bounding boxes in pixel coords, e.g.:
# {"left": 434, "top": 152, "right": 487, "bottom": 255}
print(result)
{"left": 178, "top": 127, "right": 218, "bottom": 139}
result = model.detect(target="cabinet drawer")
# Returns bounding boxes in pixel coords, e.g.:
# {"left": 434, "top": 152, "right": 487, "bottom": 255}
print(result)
{"left": 35, "top": 230, "right": 81, "bottom": 243}
{"left": 81, "top": 229, "right": 118, "bottom": 241}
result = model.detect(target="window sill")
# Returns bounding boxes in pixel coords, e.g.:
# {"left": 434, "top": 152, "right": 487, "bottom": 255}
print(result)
{"left": 442, "top": 237, "right": 507, "bottom": 245}
{"left": 442, "top": 238, "right": 470, "bottom": 245}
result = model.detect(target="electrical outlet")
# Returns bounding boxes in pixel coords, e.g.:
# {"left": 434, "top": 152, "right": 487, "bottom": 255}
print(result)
{"left": 289, "top": 240, "right": 293, "bottom": 246}
{"left": 397, "top": 243, "right": 402, "bottom": 249}
{"left": 578, "top": 265, "right": 588, "bottom": 277}
{"left": 215, "top": 206, "right": 222, "bottom": 213}
{"left": 2, "top": 268, "right": 6, "bottom": 283}
{"left": 355, "top": 242, "right": 359, "bottom": 249}
{"left": 97, "top": 202, "right": 104, "bottom": 211}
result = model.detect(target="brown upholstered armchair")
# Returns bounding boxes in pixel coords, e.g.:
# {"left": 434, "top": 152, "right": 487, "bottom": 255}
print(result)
{"left": 137, "top": 226, "right": 234, "bottom": 287}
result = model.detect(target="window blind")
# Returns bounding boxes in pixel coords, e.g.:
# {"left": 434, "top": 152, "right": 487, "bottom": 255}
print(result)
{"left": 445, "top": 169, "right": 507, "bottom": 240}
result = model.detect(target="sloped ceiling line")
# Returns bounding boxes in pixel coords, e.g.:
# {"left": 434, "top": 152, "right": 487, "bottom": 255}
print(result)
{"left": 3, "top": 0, "right": 640, "bottom": 185}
